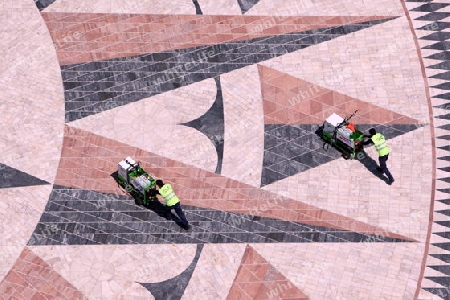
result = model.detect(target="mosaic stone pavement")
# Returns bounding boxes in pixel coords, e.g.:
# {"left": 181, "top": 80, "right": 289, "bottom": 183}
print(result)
{"left": 0, "top": 0, "right": 449, "bottom": 299}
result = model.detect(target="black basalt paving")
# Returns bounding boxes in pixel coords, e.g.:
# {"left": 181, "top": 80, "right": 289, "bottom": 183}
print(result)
{"left": 27, "top": 185, "right": 412, "bottom": 245}
{"left": 61, "top": 18, "right": 395, "bottom": 122}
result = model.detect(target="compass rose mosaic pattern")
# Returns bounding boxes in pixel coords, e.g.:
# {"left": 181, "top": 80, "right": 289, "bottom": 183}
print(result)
{"left": 0, "top": 0, "right": 449, "bottom": 299}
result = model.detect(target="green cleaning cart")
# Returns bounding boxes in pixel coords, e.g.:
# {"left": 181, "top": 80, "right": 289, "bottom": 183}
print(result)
{"left": 321, "top": 110, "right": 365, "bottom": 159}
{"left": 117, "top": 157, "right": 156, "bottom": 205}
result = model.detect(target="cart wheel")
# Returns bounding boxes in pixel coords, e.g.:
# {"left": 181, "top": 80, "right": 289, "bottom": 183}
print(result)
{"left": 134, "top": 195, "right": 143, "bottom": 206}
{"left": 342, "top": 152, "right": 350, "bottom": 160}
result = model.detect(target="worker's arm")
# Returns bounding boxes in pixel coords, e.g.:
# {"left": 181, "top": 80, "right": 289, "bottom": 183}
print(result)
{"left": 362, "top": 134, "right": 373, "bottom": 146}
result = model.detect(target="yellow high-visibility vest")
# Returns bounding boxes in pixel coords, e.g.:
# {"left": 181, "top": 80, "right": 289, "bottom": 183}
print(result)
{"left": 159, "top": 184, "right": 180, "bottom": 206}
{"left": 371, "top": 133, "right": 390, "bottom": 156}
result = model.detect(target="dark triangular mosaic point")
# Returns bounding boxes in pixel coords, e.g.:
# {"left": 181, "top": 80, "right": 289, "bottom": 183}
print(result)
{"left": 439, "top": 156, "right": 450, "bottom": 161}
{"left": 436, "top": 210, "right": 450, "bottom": 217}
{"left": 437, "top": 199, "right": 450, "bottom": 205}
{"left": 419, "top": 22, "right": 450, "bottom": 32}
{"left": 28, "top": 185, "right": 412, "bottom": 245}
{"left": 411, "top": 3, "right": 450, "bottom": 12}
{"left": 434, "top": 104, "right": 450, "bottom": 111}
{"left": 434, "top": 231, "right": 450, "bottom": 239}
{"left": 430, "top": 253, "right": 450, "bottom": 263}
{"left": 416, "top": 12, "right": 450, "bottom": 21}
{"left": 438, "top": 189, "right": 450, "bottom": 194}
{"left": 433, "top": 93, "right": 450, "bottom": 100}
{"left": 431, "top": 71, "right": 450, "bottom": 80}
{"left": 428, "top": 61, "right": 450, "bottom": 70}
{"left": 62, "top": 17, "right": 397, "bottom": 122}
{"left": 261, "top": 124, "right": 422, "bottom": 186}
{"left": 436, "top": 114, "right": 450, "bottom": 120}
{"left": 424, "top": 41, "right": 450, "bottom": 51}
{"left": 0, "top": 163, "right": 49, "bottom": 189}
{"left": 439, "top": 177, "right": 450, "bottom": 183}
{"left": 181, "top": 76, "right": 224, "bottom": 174}
{"left": 429, "top": 265, "right": 450, "bottom": 276}
{"left": 424, "top": 276, "right": 450, "bottom": 288}
{"left": 139, "top": 244, "right": 204, "bottom": 300}
{"left": 439, "top": 167, "right": 450, "bottom": 172}
{"left": 426, "top": 51, "right": 450, "bottom": 61}
{"left": 439, "top": 124, "right": 450, "bottom": 131}
{"left": 432, "top": 82, "right": 450, "bottom": 90}
{"left": 423, "top": 287, "right": 450, "bottom": 299}
{"left": 439, "top": 145, "right": 450, "bottom": 151}
{"left": 421, "top": 32, "right": 450, "bottom": 42}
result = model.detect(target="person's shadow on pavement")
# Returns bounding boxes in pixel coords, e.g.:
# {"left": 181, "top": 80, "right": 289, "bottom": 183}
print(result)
{"left": 356, "top": 150, "right": 389, "bottom": 183}
{"left": 143, "top": 200, "right": 187, "bottom": 228}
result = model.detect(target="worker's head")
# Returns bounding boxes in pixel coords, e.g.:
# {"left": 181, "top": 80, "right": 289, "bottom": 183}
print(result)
{"left": 155, "top": 180, "right": 164, "bottom": 188}
{"left": 369, "top": 128, "right": 376, "bottom": 136}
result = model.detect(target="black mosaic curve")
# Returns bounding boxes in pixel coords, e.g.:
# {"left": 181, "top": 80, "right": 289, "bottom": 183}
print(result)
{"left": 0, "top": 163, "right": 49, "bottom": 189}
{"left": 261, "top": 124, "right": 422, "bottom": 187}
{"left": 62, "top": 18, "right": 396, "bottom": 122}
{"left": 34, "top": 0, "right": 56, "bottom": 11}
{"left": 181, "top": 77, "right": 224, "bottom": 174}
{"left": 139, "top": 244, "right": 204, "bottom": 300}
{"left": 237, "top": 0, "right": 260, "bottom": 14}
{"left": 192, "top": 0, "right": 203, "bottom": 15}
{"left": 27, "top": 185, "right": 412, "bottom": 245}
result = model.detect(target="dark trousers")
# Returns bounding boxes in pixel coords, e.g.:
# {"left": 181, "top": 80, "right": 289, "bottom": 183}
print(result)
{"left": 166, "top": 202, "right": 188, "bottom": 227}
{"left": 379, "top": 154, "right": 394, "bottom": 182}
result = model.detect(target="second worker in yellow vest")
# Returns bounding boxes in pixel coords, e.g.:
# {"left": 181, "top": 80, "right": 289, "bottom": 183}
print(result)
{"left": 154, "top": 180, "right": 190, "bottom": 230}
{"left": 366, "top": 128, "right": 395, "bottom": 185}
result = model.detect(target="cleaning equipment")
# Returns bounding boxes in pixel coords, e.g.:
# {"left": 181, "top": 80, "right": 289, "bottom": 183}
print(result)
{"left": 321, "top": 110, "right": 365, "bottom": 159}
{"left": 117, "top": 157, "right": 156, "bottom": 205}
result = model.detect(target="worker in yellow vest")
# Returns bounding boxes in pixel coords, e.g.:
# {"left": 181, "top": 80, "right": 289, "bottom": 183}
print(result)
{"left": 366, "top": 128, "right": 395, "bottom": 185}
{"left": 154, "top": 180, "right": 190, "bottom": 230}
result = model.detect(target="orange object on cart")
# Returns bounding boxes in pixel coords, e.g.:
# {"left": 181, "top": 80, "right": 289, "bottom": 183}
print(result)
{"left": 346, "top": 123, "right": 356, "bottom": 132}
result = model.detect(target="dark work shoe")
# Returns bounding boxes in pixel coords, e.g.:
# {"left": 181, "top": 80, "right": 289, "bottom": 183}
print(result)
{"left": 388, "top": 179, "right": 395, "bottom": 185}
{"left": 182, "top": 224, "right": 191, "bottom": 231}
{"left": 376, "top": 167, "right": 382, "bottom": 172}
